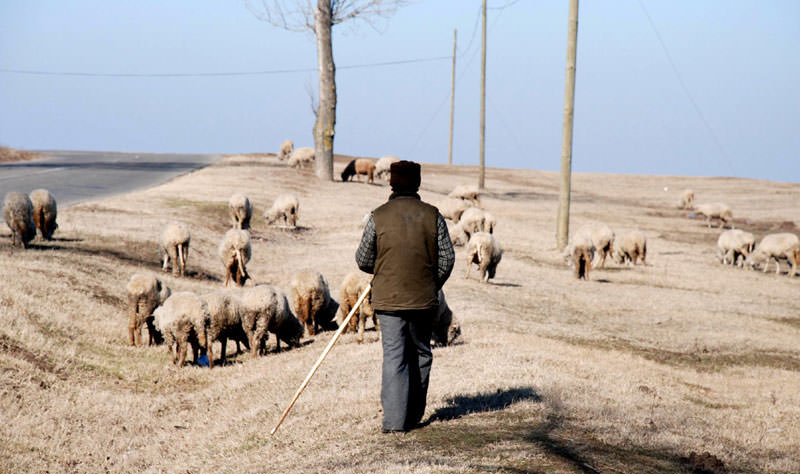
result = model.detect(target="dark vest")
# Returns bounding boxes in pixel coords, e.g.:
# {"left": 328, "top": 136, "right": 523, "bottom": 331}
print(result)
{"left": 371, "top": 195, "right": 439, "bottom": 311}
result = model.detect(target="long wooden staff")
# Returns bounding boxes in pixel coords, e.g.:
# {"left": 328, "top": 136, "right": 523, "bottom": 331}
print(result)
{"left": 270, "top": 283, "right": 372, "bottom": 436}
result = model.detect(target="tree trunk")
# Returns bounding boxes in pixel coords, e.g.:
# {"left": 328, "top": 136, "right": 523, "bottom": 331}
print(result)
{"left": 314, "top": 1, "right": 336, "bottom": 181}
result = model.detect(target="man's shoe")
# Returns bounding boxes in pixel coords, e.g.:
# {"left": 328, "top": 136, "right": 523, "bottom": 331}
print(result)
{"left": 381, "top": 428, "right": 406, "bottom": 434}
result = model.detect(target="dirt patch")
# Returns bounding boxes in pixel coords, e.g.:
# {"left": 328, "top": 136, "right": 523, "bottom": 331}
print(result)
{"left": 730, "top": 217, "right": 798, "bottom": 234}
{"left": 685, "top": 451, "right": 728, "bottom": 474}
{"left": 0, "top": 333, "right": 63, "bottom": 377}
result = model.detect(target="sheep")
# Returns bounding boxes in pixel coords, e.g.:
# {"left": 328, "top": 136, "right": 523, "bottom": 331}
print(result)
{"left": 290, "top": 270, "right": 339, "bottom": 337}
{"left": 448, "top": 184, "right": 481, "bottom": 205}
{"left": 572, "top": 223, "right": 614, "bottom": 269}
{"left": 431, "top": 290, "right": 461, "bottom": 347}
{"left": 465, "top": 232, "right": 503, "bottom": 282}
{"left": 159, "top": 222, "right": 190, "bottom": 277}
{"left": 335, "top": 271, "right": 376, "bottom": 344}
{"left": 264, "top": 194, "right": 300, "bottom": 228}
{"left": 693, "top": 203, "right": 733, "bottom": 228}
{"left": 278, "top": 139, "right": 294, "bottom": 161}
{"left": 571, "top": 235, "right": 593, "bottom": 280}
{"left": 153, "top": 292, "right": 210, "bottom": 367}
{"left": 29, "top": 189, "right": 57, "bottom": 240}
{"left": 438, "top": 198, "right": 471, "bottom": 222}
{"left": 451, "top": 206, "right": 486, "bottom": 246}
{"left": 745, "top": 233, "right": 799, "bottom": 277}
{"left": 717, "top": 229, "right": 755, "bottom": 267}
{"left": 374, "top": 155, "right": 399, "bottom": 181}
{"left": 678, "top": 189, "right": 695, "bottom": 210}
{"left": 482, "top": 211, "right": 497, "bottom": 234}
{"left": 219, "top": 229, "right": 251, "bottom": 287}
{"left": 201, "top": 291, "right": 249, "bottom": 367}
{"left": 3, "top": 192, "right": 36, "bottom": 248}
{"left": 228, "top": 193, "right": 253, "bottom": 230}
{"left": 612, "top": 230, "right": 647, "bottom": 266}
{"left": 239, "top": 285, "right": 303, "bottom": 357}
{"left": 288, "top": 147, "right": 315, "bottom": 168}
{"left": 341, "top": 158, "right": 376, "bottom": 184}
{"left": 126, "top": 272, "right": 171, "bottom": 346}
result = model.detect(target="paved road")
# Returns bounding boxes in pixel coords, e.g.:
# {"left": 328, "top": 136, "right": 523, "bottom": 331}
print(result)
{"left": 0, "top": 151, "right": 221, "bottom": 212}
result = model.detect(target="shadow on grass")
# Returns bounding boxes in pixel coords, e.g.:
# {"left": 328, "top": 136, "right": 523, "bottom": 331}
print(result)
{"left": 425, "top": 386, "right": 542, "bottom": 423}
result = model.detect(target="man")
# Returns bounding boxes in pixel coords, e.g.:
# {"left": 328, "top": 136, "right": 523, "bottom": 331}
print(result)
{"left": 356, "top": 160, "right": 455, "bottom": 433}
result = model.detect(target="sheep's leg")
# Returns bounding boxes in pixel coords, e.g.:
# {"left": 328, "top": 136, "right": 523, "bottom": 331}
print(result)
{"left": 162, "top": 253, "right": 169, "bottom": 272}
{"left": 775, "top": 258, "right": 781, "bottom": 275}
{"left": 249, "top": 332, "right": 259, "bottom": 359}
{"left": 275, "top": 337, "right": 281, "bottom": 353}
{"left": 177, "top": 340, "right": 187, "bottom": 367}
{"left": 177, "top": 244, "right": 185, "bottom": 277}
{"left": 357, "top": 310, "right": 365, "bottom": 344}
{"left": 224, "top": 267, "right": 231, "bottom": 287}
{"left": 206, "top": 333, "right": 213, "bottom": 369}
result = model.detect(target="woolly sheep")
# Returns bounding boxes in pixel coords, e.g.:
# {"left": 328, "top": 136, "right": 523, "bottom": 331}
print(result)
{"left": 341, "top": 158, "right": 376, "bottom": 184}
{"left": 159, "top": 222, "right": 190, "bottom": 277}
{"left": 288, "top": 147, "right": 315, "bottom": 168}
{"left": 290, "top": 270, "right": 339, "bottom": 337}
{"left": 573, "top": 223, "right": 614, "bottom": 269}
{"left": 694, "top": 203, "right": 733, "bottom": 228}
{"left": 451, "top": 206, "right": 486, "bottom": 246}
{"left": 126, "top": 272, "right": 171, "bottom": 346}
{"left": 278, "top": 139, "right": 294, "bottom": 161}
{"left": 745, "top": 233, "right": 799, "bottom": 276}
{"left": 612, "top": 230, "right": 647, "bottom": 266}
{"left": 678, "top": 189, "right": 695, "bottom": 210}
{"left": 717, "top": 229, "right": 755, "bottom": 267}
{"left": 3, "top": 192, "right": 36, "bottom": 248}
{"left": 448, "top": 184, "right": 481, "bottom": 205}
{"left": 431, "top": 290, "right": 461, "bottom": 347}
{"left": 228, "top": 193, "right": 253, "bottom": 230}
{"left": 571, "top": 234, "right": 593, "bottom": 280}
{"left": 265, "top": 194, "right": 300, "bottom": 228}
{"left": 374, "top": 155, "right": 399, "bottom": 181}
{"left": 239, "top": 285, "right": 303, "bottom": 357}
{"left": 219, "top": 229, "right": 251, "bottom": 287}
{"left": 465, "top": 232, "right": 503, "bottom": 282}
{"left": 153, "top": 292, "right": 210, "bottom": 367}
{"left": 335, "top": 271, "right": 376, "bottom": 344}
{"left": 438, "top": 198, "right": 471, "bottom": 222}
{"left": 482, "top": 210, "right": 496, "bottom": 234}
{"left": 202, "top": 291, "right": 249, "bottom": 367}
{"left": 29, "top": 189, "right": 58, "bottom": 240}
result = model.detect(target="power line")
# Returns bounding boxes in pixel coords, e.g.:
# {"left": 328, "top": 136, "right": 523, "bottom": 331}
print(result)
{"left": 0, "top": 55, "right": 450, "bottom": 78}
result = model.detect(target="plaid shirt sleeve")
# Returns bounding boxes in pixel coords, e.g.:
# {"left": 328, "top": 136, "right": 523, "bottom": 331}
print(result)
{"left": 436, "top": 214, "right": 455, "bottom": 288}
{"left": 355, "top": 213, "right": 377, "bottom": 274}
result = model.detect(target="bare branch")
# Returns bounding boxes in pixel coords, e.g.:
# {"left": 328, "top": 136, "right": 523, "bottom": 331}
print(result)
{"left": 305, "top": 78, "right": 319, "bottom": 118}
{"left": 247, "top": 0, "right": 407, "bottom": 31}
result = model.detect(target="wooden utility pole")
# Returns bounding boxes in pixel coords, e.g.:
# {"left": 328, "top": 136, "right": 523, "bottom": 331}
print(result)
{"left": 556, "top": 0, "right": 579, "bottom": 251}
{"left": 448, "top": 29, "right": 457, "bottom": 166}
{"left": 478, "top": 0, "right": 487, "bottom": 188}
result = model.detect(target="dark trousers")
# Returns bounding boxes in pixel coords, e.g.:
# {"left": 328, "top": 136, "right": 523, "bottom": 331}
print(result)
{"left": 378, "top": 310, "right": 434, "bottom": 431}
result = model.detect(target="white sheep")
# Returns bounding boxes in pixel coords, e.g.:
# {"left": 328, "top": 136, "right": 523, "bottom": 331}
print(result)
{"left": 3, "top": 192, "right": 36, "bottom": 248}
{"left": 153, "top": 292, "right": 210, "bottom": 367}
{"left": 717, "top": 229, "right": 755, "bottom": 267}
{"left": 374, "top": 155, "right": 399, "bottom": 181}
{"left": 677, "top": 189, "right": 695, "bottom": 210}
{"left": 202, "top": 291, "right": 248, "bottom": 367}
{"left": 126, "top": 272, "right": 171, "bottom": 346}
{"left": 159, "top": 222, "right": 190, "bottom": 277}
{"left": 264, "top": 194, "right": 300, "bottom": 227}
{"left": 451, "top": 206, "right": 486, "bottom": 246}
{"left": 482, "top": 210, "right": 496, "bottom": 234}
{"left": 335, "top": 271, "right": 376, "bottom": 344}
{"left": 572, "top": 223, "right": 615, "bottom": 269}
{"left": 288, "top": 147, "right": 315, "bottom": 168}
{"left": 465, "top": 232, "right": 503, "bottom": 282}
{"left": 290, "top": 270, "right": 339, "bottom": 336}
{"left": 694, "top": 203, "right": 733, "bottom": 228}
{"left": 278, "top": 139, "right": 294, "bottom": 161}
{"left": 448, "top": 184, "right": 481, "bottom": 205}
{"left": 571, "top": 234, "right": 593, "bottom": 280}
{"left": 745, "top": 233, "right": 799, "bottom": 276}
{"left": 612, "top": 230, "right": 647, "bottom": 266}
{"left": 238, "top": 285, "right": 303, "bottom": 357}
{"left": 29, "top": 189, "right": 58, "bottom": 240}
{"left": 431, "top": 290, "right": 461, "bottom": 347}
{"left": 228, "top": 193, "right": 253, "bottom": 230}
{"left": 438, "top": 198, "right": 471, "bottom": 222}
{"left": 219, "top": 229, "right": 251, "bottom": 287}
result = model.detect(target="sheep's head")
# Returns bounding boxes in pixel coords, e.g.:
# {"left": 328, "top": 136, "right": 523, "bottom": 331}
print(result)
{"left": 447, "top": 318, "right": 462, "bottom": 346}
{"left": 451, "top": 224, "right": 467, "bottom": 246}
{"left": 486, "top": 250, "right": 503, "bottom": 280}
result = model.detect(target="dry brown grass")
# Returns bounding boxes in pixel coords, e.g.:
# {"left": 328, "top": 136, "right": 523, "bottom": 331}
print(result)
{"left": 0, "top": 146, "right": 41, "bottom": 163}
{"left": 1, "top": 154, "right": 799, "bottom": 473}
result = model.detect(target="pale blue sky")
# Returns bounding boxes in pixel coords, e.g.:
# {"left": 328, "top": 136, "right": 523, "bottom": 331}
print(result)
{"left": 1, "top": 1, "right": 798, "bottom": 182}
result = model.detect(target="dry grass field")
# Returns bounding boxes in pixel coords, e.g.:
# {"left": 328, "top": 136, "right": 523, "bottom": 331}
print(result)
{"left": 1, "top": 153, "right": 799, "bottom": 473}
{"left": 0, "top": 146, "right": 41, "bottom": 163}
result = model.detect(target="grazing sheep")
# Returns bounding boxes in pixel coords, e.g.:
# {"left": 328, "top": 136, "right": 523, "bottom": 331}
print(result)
{"left": 438, "top": 198, "right": 471, "bottom": 222}
{"left": 693, "top": 203, "right": 733, "bottom": 228}
{"left": 717, "top": 229, "right": 755, "bottom": 267}
{"left": 202, "top": 291, "right": 249, "bottom": 367}
{"left": 239, "top": 285, "right": 303, "bottom": 357}
{"left": 451, "top": 206, "right": 486, "bottom": 246}
{"left": 159, "top": 222, "right": 190, "bottom": 277}
{"left": 678, "top": 189, "right": 695, "bottom": 210}
{"left": 482, "top": 211, "right": 497, "bottom": 234}
{"left": 341, "top": 158, "right": 376, "bottom": 184}
{"left": 278, "top": 139, "right": 294, "bottom": 161}
{"left": 448, "top": 184, "right": 481, "bottom": 205}
{"left": 288, "top": 147, "right": 315, "bottom": 168}
{"left": 265, "top": 194, "right": 300, "bottom": 227}
{"left": 336, "top": 271, "right": 376, "bottom": 344}
{"left": 219, "top": 229, "right": 251, "bottom": 287}
{"left": 126, "top": 273, "right": 171, "bottom": 346}
{"left": 612, "top": 230, "right": 647, "bottom": 266}
{"left": 374, "top": 155, "right": 399, "bottom": 181}
{"left": 290, "top": 270, "right": 339, "bottom": 337}
{"left": 572, "top": 235, "right": 593, "bottom": 280}
{"left": 745, "top": 233, "right": 799, "bottom": 276}
{"left": 431, "top": 290, "right": 461, "bottom": 347}
{"left": 153, "top": 292, "right": 210, "bottom": 367}
{"left": 29, "top": 189, "right": 57, "bottom": 240}
{"left": 228, "top": 193, "right": 253, "bottom": 230}
{"left": 3, "top": 192, "right": 36, "bottom": 248}
{"left": 465, "top": 232, "right": 503, "bottom": 282}
{"left": 573, "top": 223, "right": 615, "bottom": 269}
{"left": 268, "top": 290, "right": 305, "bottom": 352}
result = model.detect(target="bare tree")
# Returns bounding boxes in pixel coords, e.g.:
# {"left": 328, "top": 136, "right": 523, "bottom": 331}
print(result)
{"left": 249, "top": 0, "right": 407, "bottom": 181}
